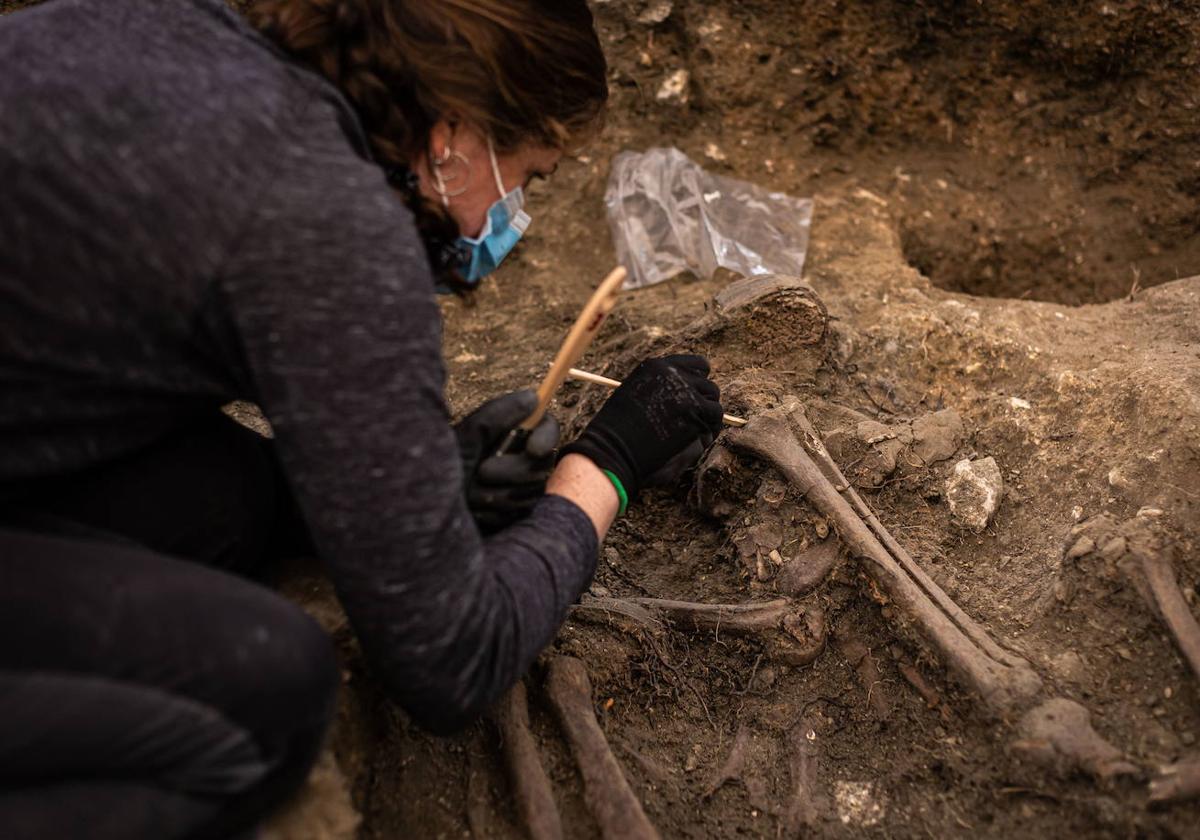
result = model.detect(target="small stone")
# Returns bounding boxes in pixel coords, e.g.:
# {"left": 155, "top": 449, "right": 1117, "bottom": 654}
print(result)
{"left": 768, "top": 549, "right": 784, "bottom": 566}
{"left": 589, "top": 583, "right": 612, "bottom": 598}
{"left": 945, "top": 457, "right": 1004, "bottom": 532}
{"left": 1047, "top": 650, "right": 1087, "bottom": 685}
{"left": 637, "top": 0, "right": 673, "bottom": 25}
{"left": 755, "top": 666, "right": 777, "bottom": 690}
{"left": 604, "top": 546, "right": 620, "bottom": 566}
{"left": 1065, "top": 536, "right": 1095, "bottom": 560}
{"left": 656, "top": 68, "right": 690, "bottom": 102}
{"left": 1183, "top": 732, "right": 1196, "bottom": 747}
{"left": 814, "top": 518, "right": 830, "bottom": 539}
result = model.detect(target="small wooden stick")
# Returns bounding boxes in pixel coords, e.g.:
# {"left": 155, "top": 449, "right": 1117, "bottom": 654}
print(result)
{"left": 519, "top": 267, "right": 627, "bottom": 432}
{"left": 568, "top": 367, "right": 748, "bottom": 427}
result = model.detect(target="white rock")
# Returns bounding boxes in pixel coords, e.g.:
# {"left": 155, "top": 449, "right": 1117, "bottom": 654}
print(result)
{"left": 945, "top": 457, "right": 1003, "bottom": 532}
{"left": 656, "top": 68, "right": 690, "bottom": 102}
{"left": 834, "top": 781, "right": 885, "bottom": 827}
{"left": 637, "top": 0, "right": 673, "bottom": 24}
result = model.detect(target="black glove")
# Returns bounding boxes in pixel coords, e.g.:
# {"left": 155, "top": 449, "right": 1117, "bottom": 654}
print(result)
{"left": 455, "top": 390, "right": 559, "bottom": 535}
{"left": 560, "top": 354, "right": 724, "bottom": 504}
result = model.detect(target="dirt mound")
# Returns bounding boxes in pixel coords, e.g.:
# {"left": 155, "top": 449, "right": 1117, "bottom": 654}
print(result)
{"left": 598, "top": 0, "right": 1200, "bottom": 304}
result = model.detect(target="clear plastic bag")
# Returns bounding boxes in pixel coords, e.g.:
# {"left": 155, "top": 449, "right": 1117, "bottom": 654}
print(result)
{"left": 605, "top": 147, "right": 814, "bottom": 289}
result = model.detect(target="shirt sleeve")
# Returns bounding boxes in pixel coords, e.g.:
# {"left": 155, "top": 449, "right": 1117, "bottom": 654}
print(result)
{"left": 216, "top": 99, "right": 597, "bottom": 734}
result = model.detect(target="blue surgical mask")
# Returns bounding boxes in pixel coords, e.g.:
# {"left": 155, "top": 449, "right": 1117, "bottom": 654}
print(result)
{"left": 437, "top": 137, "right": 531, "bottom": 285}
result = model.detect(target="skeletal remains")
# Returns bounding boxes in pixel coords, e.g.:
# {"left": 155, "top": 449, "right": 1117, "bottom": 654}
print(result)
{"left": 480, "top": 276, "right": 1200, "bottom": 838}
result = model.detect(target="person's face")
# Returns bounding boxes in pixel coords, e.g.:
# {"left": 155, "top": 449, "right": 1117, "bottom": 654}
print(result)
{"left": 414, "top": 121, "right": 562, "bottom": 238}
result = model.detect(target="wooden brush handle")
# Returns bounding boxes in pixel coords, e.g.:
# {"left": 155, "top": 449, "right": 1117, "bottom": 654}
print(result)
{"left": 519, "top": 267, "right": 627, "bottom": 431}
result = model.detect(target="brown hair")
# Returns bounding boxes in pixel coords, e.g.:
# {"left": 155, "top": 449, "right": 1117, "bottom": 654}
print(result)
{"left": 249, "top": 0, "right": 608, "bottom": 283}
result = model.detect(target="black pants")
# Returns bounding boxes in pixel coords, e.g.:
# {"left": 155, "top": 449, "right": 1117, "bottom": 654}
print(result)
{"left": 0, "top": 415, "right": 339, "bottom": 840}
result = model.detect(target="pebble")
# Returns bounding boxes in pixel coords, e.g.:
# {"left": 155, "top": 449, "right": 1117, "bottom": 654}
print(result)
{"left": 656, "top": 68, "right": 690, "bottom": 102}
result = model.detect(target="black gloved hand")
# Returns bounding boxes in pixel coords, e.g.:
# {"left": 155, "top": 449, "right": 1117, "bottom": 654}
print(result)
{"left": 560, "top": 354, "right": 724, "bottom": 504}
{"left": 455, "top": 390, "right": 559, "bottom": 535}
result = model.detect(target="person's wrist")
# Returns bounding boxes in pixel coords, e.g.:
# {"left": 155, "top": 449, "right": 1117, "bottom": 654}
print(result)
{"left": 547, "top": 454, "right": 620, "bottom": 539}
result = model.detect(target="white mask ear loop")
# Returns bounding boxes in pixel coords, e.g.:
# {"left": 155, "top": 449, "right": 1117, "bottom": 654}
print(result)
{"left": 487, "top": 137, "right": 507, "bottom": 197}
{"left": 433, "top": 165, "right": 451, "bottom": 209}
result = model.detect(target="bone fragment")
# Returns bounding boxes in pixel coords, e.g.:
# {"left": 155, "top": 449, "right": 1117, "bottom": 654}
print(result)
{"left": 726, "top": 402, "right": 1042, "bottom": 712}
{"left": 628, "top": 597, "right": 827, "bottom": 666}
{"left": 1127, "top": 536, "right": 1200, "bottom": 686}
{"left": 896, "top": 659, "right": 942, "bottom": 712}
{"left": 569, "top": 595, "right": 663, "bottom": 635}
{"left": 545, "top": 657, "right": 661, "bottom": 840}
{"left": 835, "top": 634, "right": 890, "bottom": 721}
{"left": 1149, "top": 755, "right": 1200, "bottom": 807}
{"left": 703, "top": 724, "right": 751, "bottom": 798}
{"left": 782, "top": 721, "right": 823, "bottom": 836}
{"left": 776, "top": 538, "right": 840, "bottom": 597}
{"left": 492, "top": 683, "right": 563, "bottom": 840}
{"left": 1013, "top": 698, "right": 1140, "bottom": 781}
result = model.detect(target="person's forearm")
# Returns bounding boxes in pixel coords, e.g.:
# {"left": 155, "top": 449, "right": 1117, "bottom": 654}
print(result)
{"left": 547, "top": 453, "right": 619, "bottom": 541}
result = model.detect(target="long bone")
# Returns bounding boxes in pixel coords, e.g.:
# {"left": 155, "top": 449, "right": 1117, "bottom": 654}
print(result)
{"left": 492, "top": 683, "right": 563, "bottom": 840}
{"left": 571, "top": 596, "right": 827, "bottom": 666}
{"left": 545, "top": 656, "right": 661, "bottom": 840}
{"left": 725, "top": 401, "right": 1042, "bottom": 713}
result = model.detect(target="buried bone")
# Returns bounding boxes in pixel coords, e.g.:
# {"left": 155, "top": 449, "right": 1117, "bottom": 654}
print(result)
{"left": 1064, "top": 514, "right": 1200, "bottom": 687}
{"left": 723, "top": 399, "right": 1042, "bottom": 713}
{"left": 1149, "top": 755, "right": 1200, "bottom": 807}
{"left": 571, "top": 595, "right": 827, "bottom": 666}
{"left": 783, "top": 720, "right": 824, "bottom": 835}
{"left": 491, "top": 682, "right": 563, "bottom": 840}
{"left": 628, "top": 597, "right": 827, "bottom": 666}
{"left": 544, "top": 656, "right": 661, "bottom": 840}
{"left": 1013, "top": 698, "right": 1140, "bottom": 781}
{"left": 702, "top": 724, "right": 752, "bottom": 798}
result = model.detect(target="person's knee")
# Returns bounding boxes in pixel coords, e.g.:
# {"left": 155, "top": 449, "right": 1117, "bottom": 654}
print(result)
{"left": 243, "top": 599, "right": 340, "bottom": 738}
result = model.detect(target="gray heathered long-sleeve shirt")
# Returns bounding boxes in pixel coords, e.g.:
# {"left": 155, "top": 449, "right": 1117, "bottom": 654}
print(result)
{"left": 0, "top": 0, "right": 598, "bottom": 733}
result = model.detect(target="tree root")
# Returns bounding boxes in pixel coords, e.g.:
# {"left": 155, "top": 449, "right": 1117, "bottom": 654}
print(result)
{"left": 545, "top": 657, "right": 661, "bottom": 840}
{"left": 725, "top": 399, "right": 1042, "bottom": 713}
{"left": 492, "top": 683, "right": 563, "bottom": 840}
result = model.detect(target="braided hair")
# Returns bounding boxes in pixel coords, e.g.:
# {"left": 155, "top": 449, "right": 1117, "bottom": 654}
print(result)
{"left": 248, "top": 0, "right": 608, "bottom": 290}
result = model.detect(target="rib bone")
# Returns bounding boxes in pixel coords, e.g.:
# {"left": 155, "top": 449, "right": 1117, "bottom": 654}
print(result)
{"left": 545, "top": 656, "right": 661, "bottom": 840}
{"left": 571, "top": 596, "right": 827, "bottom": 666}
{"left": 725, "top": 400, "right": 1042, "bottom": 713}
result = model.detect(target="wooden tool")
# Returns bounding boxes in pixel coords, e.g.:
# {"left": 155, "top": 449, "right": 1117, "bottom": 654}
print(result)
{"left": 568, "top": 367, "right": 748, "bottom": 427}
{"left": 519, "top": 267, "right": 628, "bottom": 432}
{"left": 496, "top": 267, "right": 627, "bottom": 455}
